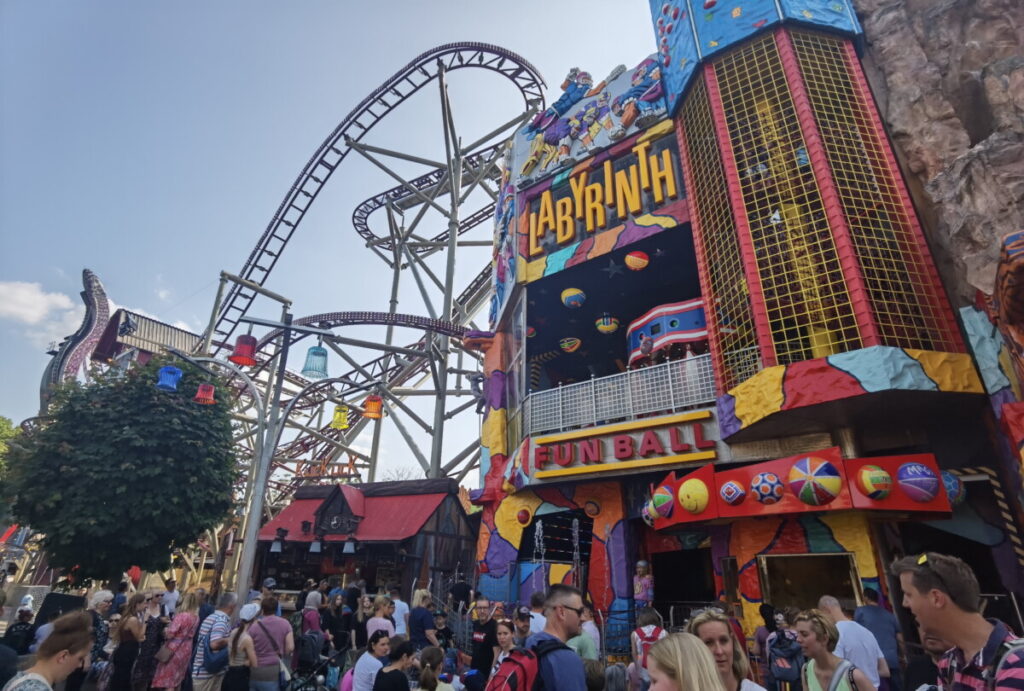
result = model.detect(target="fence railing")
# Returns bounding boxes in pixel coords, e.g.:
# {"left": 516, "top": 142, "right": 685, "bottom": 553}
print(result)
{"left": 524, "top": 354, "right": 717, "bottom": 437}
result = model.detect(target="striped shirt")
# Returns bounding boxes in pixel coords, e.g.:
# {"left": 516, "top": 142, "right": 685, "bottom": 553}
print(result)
{"left": 937, "top": 619, "right": 1024, "bottom": 690}
{"left": 191, "top": 610, "right": 230, "bottom": 679}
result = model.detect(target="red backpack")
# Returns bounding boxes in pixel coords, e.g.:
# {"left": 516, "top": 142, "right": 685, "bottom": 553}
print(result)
{"left": 485, "top": 638, "right": 570, "bottom": 691}
{"left": 635, "top": 625, "right": 664, "bottom": 668}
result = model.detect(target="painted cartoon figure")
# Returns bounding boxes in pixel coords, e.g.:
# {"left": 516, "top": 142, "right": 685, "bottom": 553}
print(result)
{"left": 610, "top": 58, "right": 666, "bottom": 139}
{"left": 524, "top": 64, "right": 625, "bottom": 138}
{"left": 634, "top": 560, "right": 654, "bottom": 608}
{"left": 569, "top": 91, "right": 615, "bottom": 155}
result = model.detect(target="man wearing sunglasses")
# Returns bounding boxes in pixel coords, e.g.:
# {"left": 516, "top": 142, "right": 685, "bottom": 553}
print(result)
{"left": 524, "top": 584, "right": 587, "bottom": 691}
{"left": 891, "top": 552, "right": 1024, "bottom": 690}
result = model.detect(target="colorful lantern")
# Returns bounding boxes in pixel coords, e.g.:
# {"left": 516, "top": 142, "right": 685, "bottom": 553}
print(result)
{"left": 193, "top": 383, "right": 216, "bottom": 405}
{"left": 560, "top": 337, "right": 582, "bottom": 353}
{"left": 857, "top": 465, "right": 892, "bottom": 500}
{"left": 330, "top": 404, "right": 350, "bottom": 430}
{"left": 897, "top": 462, "right": 940, "bottom": 502}
{"left": 301, "top": 344, "right": 329, "bottom": 380}
{"left": 561, "top": 287, "right": 587, "bottom": 308}
{"left": 625, "top": 251, "right": 649, "bottom": 271}
{"left": 751, "top": 472, "right": 784, "bottom": 505}
{"left": 595, "top": 313, "right": 620, "bottom": 334}
{"left": 363, "top": 394, "right": 384, "bottom": 420}
{"left": 719, "top": 480, "right": 746, "bottom": 506}
{"left": 678, "top": 478, "right": 710, "bottom": 514}
{"left": 941, "top": 470, "right": 966, "bottom": 506}
{"left": 651, "top": 486, "right": 674, "bottom": 518}
{"left": 787, "top": 457, "right": 843, "bottom": 506}
{"left": 228, "top": 334, "right": 258, "bottom": 367}
{"left": 156, "top": 366, "right": 183, "bottom": 392}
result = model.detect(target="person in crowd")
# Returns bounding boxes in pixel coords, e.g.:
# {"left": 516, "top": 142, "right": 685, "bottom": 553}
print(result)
{"left": 568, "top": 621, "right": 599, "bottom": 661}
{"left": 1, "top": 611, "right": 93, "bottom": 691}
{"left": 525, "top": 584, "right": 588, "bottom": 691}
{"left": 529, "top": 591, "right": 546, "bottom": 635}
{"left": 647, "top": 632, "right": 726, "bottom": 691}
{"left": 295, "top": 581, "right": 314, "bottom": 617}
{"left": 111, "top": 594, "right": 147, "bottom": 691}
{"left": 221, "top": 604, "right": 259, "bottom": 691}
{"left": 195, "top": 589, "right": 215, "bottom": 624}
{"left": 491, "top": 620, "right": 516, "bottom": 675}
{"left": 388, "top": 588, "right": 409, "bottom": 637}
{"left": 605, "top": 662, "right": 628, "bottom": 691}
{"left": 345, "top": 579, "right": 364, "bottom": 613}
{"left": 818, "top": 596, "right": 888, "bottom": 689}
{"left": 113, "top": 582, "right": 130, "bottom": 615}
{"left": 512, "top": 607, "right": 532, "bottom": 647}
{"left": 634, "top": 562, "right": 654, "bottom": 610}
{"left": 583, "top": 659, "right": 605, "bottom": 691}
{"left": 752, "top": 604, "right": 777, "bottom": 689}
{"left": 891, "top": 552, "right": 1024, "bottom": 688}
{"left": 418, "top": 646, "right": 453, "bottom": 691}
{"left": 153, "top": 591, "right": 201, "bottom": 691}
{"left": 133, "top": 590, "right": 171, "bottom": 691}
{"left": 300, "top": 590, "right": 331, "bottom": 653}
{"left": 322, "top": 594, "right": 351, "bottom": 653}
{"left": 249, "top": 595, "right": 293, "bottom": 691}
{"left": 763, "top": 609, "right": 802, "bottom": 691}
{"left": 2, "top": 608, "right": 34, "bottom": 655}
{"left": 372, "top": 636, "right": 414, "bottom": 691}
{"left": 164, "top": 579, "right": 181, "bottom": 616}
{"left": 902, "top": 626, "right": 947, "bottom": 691}
{"left": 191, "top": 593, "right": 237, "bottom": 691}
{"left": 448, "top": 581, "right": 472, "bottom": 614}
{"left": 854, "top": 588, "right": 904, "bottom": 691}
{"left": 409, "top": 590, "right": 438, "bottom": 651}
{"left": 256, "top": 580, "right": 281, "bottom": 618}
{"left": 385, "top": 600, "right": 397, "bottom": 630}
{"left": 366, "top": 596, "right": 395, "bottom": 640}
{"left": 689, "top": 608, "right": 767, "bottom": 691}
{"left": 469, "top": 596, "right": 498, "bottom": 677}
{"left": 632, "top": 607, "right": 667, "bottom": 691}
{"left": 581, "top": 604, "right": 601, "bottom": 654}
{"left": 66, "top": 590, "right": 114, "bottom": 691}
{"left": 795, "top": 610, "right": 874, "bottom": 691}
{"left": 353, "top": 595, "right": 374, "bottom": 650}
{"left": 352, "top": 630, "right": 390, "bottom": 691}
{"left": 29, "top": 611, "right": 59, "bottom": 655}
{"left": 434, "top": 610, "right": 455, "bottom": 651}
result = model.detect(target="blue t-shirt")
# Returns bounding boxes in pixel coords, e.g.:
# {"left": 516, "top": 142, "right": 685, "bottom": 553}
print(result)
{"left": 854, "top": 604, "right": 901, "bottom": 666}
{"left": 409, "top": 607, "right": 435, "bottom": 648}
{"left": 525, "top": 631, "right": 586, "bottom": 691}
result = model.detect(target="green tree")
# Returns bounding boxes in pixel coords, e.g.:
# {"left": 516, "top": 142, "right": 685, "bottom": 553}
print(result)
{"left": 0, "top": 415, "right": 19, "bottom": 520}
{"left": 7, "top": 359, "right": 238, "bottom": 581}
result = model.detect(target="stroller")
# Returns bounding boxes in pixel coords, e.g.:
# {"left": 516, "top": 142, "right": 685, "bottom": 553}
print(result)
{"left": 287, "top": 632, "right": 346, "bottom": 691}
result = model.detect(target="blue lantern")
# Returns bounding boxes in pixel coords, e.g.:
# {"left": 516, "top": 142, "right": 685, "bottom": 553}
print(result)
{"left": 301, "top": 344, "right": 329, "bottom": 380}
{"left": 156, "top": 366, "right": 183, "bottom": 392}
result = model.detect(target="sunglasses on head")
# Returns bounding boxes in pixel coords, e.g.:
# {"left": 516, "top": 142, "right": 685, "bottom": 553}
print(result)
{"left": 916, "top": 553, "right": 952, "bottom": 594}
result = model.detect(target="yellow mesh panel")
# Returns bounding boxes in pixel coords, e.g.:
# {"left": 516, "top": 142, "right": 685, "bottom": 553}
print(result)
{"left": 712, "top": 35, "right": 861, "bottom": 364}
{"left": 790, "top": 30, "right": 960, "bottom": 351}
{"left": 681, "top": 78, "right": 760, "bottom": 391}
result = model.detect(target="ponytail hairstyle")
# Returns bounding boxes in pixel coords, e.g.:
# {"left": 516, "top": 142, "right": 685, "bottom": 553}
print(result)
{"left": 231, "top": 618, "right": 254, "bottom": 660}
{"left": 418, "top": 646, "right": 444, "bottom": 691}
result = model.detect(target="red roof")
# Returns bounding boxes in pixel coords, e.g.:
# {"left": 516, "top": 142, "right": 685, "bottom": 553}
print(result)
{"left": 258, "top": 493, "right": 446, "bottom": 543}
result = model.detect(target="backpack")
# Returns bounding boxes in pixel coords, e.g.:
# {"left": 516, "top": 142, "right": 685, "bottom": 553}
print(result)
{"left": 484, "top": 638, "right": 570, "bottom": 691}
{"left": 295, "top": 631, "right": 324, "bottom": 671}
{"left": 201, "top": 627, "right": 229, "bottom": 674}
{"left": 768, "top": 630, "right": 805, "bottom": 683}
{"left": 635, "top": 625, "right": 664, "bottom": 669}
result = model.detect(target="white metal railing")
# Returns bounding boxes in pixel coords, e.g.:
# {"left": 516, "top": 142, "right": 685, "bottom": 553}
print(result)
{"left": 525, "top": 354, "right": 717, "bottom": 437}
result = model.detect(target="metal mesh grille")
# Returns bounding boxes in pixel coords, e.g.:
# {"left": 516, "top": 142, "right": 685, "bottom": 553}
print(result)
{"left": 680, "top": 79, "right": 761, "bottom": 391}
{"left": 790, "top": 30, "right": 962, "bottom": 352}
{"left": 713, "top": 34, "right": 862, "bottom": 363}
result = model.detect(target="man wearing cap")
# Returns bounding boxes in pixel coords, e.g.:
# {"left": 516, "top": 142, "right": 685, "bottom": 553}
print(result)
{"left": 260, "top": 578, "right": 282, "bottom": 617}
{"left": 514, "top": 607, "right": 533, "bottom": 646}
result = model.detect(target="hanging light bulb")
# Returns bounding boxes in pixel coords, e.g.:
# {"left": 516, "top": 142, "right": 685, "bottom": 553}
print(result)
{"left": 330, "top": 404, "right": 350, "bottom": 430}
{"left": 193, "top": 383, "right": 217, "bottom": 405}
{"left": 156, "top": 366, "right": 183, "bottom": 392}
{"left": 363, "top": 394, "right": 383, "bottom": 420}
{"left": 228, "top": 326, "right": 258, "bottom": 367}
{"left": 301, "top": 338, "right": 329, "bottom": 379}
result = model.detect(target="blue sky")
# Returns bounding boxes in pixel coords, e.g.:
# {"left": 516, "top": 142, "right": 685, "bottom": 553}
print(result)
{"left": 0, "top": 1, "right": 658, "bottom": 476}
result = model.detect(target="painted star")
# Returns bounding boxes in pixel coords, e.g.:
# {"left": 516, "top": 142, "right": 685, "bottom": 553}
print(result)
{"left": 602, "top": 259, "right": 625, "bottom": 278}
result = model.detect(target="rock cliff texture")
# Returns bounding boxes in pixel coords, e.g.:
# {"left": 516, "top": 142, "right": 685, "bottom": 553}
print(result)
{"left": 853, "top": 0, "right": 1024, "bottom": 301}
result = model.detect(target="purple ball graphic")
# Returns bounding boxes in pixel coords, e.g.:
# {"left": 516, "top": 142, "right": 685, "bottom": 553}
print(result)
{"left": 897, "top": 462, "right": 940, "bottom": 502}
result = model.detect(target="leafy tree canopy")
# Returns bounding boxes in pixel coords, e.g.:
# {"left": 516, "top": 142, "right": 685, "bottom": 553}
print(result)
{"left": 0, "top": 416, "right": 18, "bottom": 519}
{"left": 7, "top": 359, "right": 238, "bottom": 581}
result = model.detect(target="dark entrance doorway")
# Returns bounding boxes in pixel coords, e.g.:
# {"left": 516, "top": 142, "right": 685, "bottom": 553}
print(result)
{"left": 651, "top": 548, "right": 715, "bottom": 621}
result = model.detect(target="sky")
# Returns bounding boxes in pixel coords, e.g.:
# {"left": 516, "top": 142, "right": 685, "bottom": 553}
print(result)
{"left": 0, "top": 1, "right": 659, "bottom": 479}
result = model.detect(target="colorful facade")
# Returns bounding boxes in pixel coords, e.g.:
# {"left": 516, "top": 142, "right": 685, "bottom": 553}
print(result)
{"left": 472, "top": 0, "right": 1024, "bottom": 653}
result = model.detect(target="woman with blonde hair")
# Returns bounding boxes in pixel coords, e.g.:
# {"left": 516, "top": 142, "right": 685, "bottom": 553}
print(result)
{"left": 366, "top": 596, "right": 395, "bottom": 640}
{"left": 689, "top": 610, "right": 765, "bottom": 691}
{"left": 793, "top": 610, "right": 873, "bottom": 691}
{"left": 647, "top": 632, "right": 727, "bottom": 691}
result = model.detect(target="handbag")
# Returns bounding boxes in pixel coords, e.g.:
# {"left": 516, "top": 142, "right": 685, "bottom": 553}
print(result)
{"left": 256, "top": 620, "right": 292, "bottom": 689}
{"left": 155, "top": 644, "right": 174, "bottom": 664}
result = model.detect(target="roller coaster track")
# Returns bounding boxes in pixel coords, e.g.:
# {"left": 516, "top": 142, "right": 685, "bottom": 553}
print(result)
{"left": 211, "top": 43, "right": 545, "bottom": 357}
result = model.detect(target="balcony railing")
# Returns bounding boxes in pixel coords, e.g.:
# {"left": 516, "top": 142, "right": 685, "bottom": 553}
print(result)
{"left": 523, "top": 354, "right": 717, "bottom": 437}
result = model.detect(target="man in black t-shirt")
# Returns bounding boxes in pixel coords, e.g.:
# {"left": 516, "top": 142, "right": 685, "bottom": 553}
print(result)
{"left": 469, "top": 596, "right": 498, "bottom": 676}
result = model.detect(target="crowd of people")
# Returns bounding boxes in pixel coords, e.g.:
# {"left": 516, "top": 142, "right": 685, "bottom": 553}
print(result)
{"left": 0, "top": 552, "right": 1021, "bottom": 691}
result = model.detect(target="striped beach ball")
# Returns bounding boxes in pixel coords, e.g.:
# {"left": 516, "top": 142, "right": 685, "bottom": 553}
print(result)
{"left": 625, "top": 251, "right": 649, "bottom": 271}
{"left": 787, "top": 457, "right": 843, "bottom": 506}
{"left": 651, "top": 485, "right": 674, "bottom": 518}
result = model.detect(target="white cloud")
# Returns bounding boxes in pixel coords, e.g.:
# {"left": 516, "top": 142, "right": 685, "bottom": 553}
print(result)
{"left": 24, "top": 304, "right": 86, "bottom": 349}
{"left": 0, "top": 281, "right": 74, "bottom": 324}
{"left": 156, "top": 288, "right": 171, "bottom": 302}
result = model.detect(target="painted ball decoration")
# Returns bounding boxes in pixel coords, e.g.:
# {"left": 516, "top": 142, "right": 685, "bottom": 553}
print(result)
{"left": 559, "top": 337, "right": 582, "bottom": 353}
{"left": 641, "top": 501, "right": 658, "bottom": 527}
{"left": 787, "top": 456, "right": 843, "bottom": 506}
{"left": 651, "top": 485, "right": 674, "bottom": 518}
{"left": 857, "top": 464, "right": 893, "bottom": 500}
{"left": 719, "top": 480, "right": 746, "bottom": 506}
{"left": 526, "top": 326, "right": 536, "bottom": 338}
{"left": 751, "top": 472, "right": 784, "bottom": 505}
{"left": 561, "top": 287, "right": 586, "bottom": 309}
{"left": 941, "top": 470, "right": 965, "bottom": 506}
{"left": 517, "top": 509, "right": 531, "bottom": 525}
{"left": 624, "top": 251, "right": 649, "bottom": 271}
{"left": 584, "top": 500, "right": 601, "bottom": 517}
{"left": 897, "top": 462, "right": 940, "bottom": 503}
{"left": 678, "top": 478, "right": 710, "bottom": 515}
{"left": 595, "top": 313, "right": 620, "bottom": 334}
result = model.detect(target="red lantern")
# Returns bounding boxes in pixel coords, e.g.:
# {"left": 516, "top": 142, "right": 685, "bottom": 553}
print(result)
{"left": 363, "top": 394, "right": 383, "bottom": 420}
{"left": 228, "top": 335, "right": 258, "bottom": 366}
{"left": 193, "top": 384, "right": 216, "bottom": 405}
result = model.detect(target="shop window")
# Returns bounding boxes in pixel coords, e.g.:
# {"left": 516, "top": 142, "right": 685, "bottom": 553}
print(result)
{"left": 757, "top": 553, "right": 860, "bottom": 612}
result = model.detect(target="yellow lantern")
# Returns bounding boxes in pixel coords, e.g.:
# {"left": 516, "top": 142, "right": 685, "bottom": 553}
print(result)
{"left": 330, "top": 404, "right": 350, "bottom": 430}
